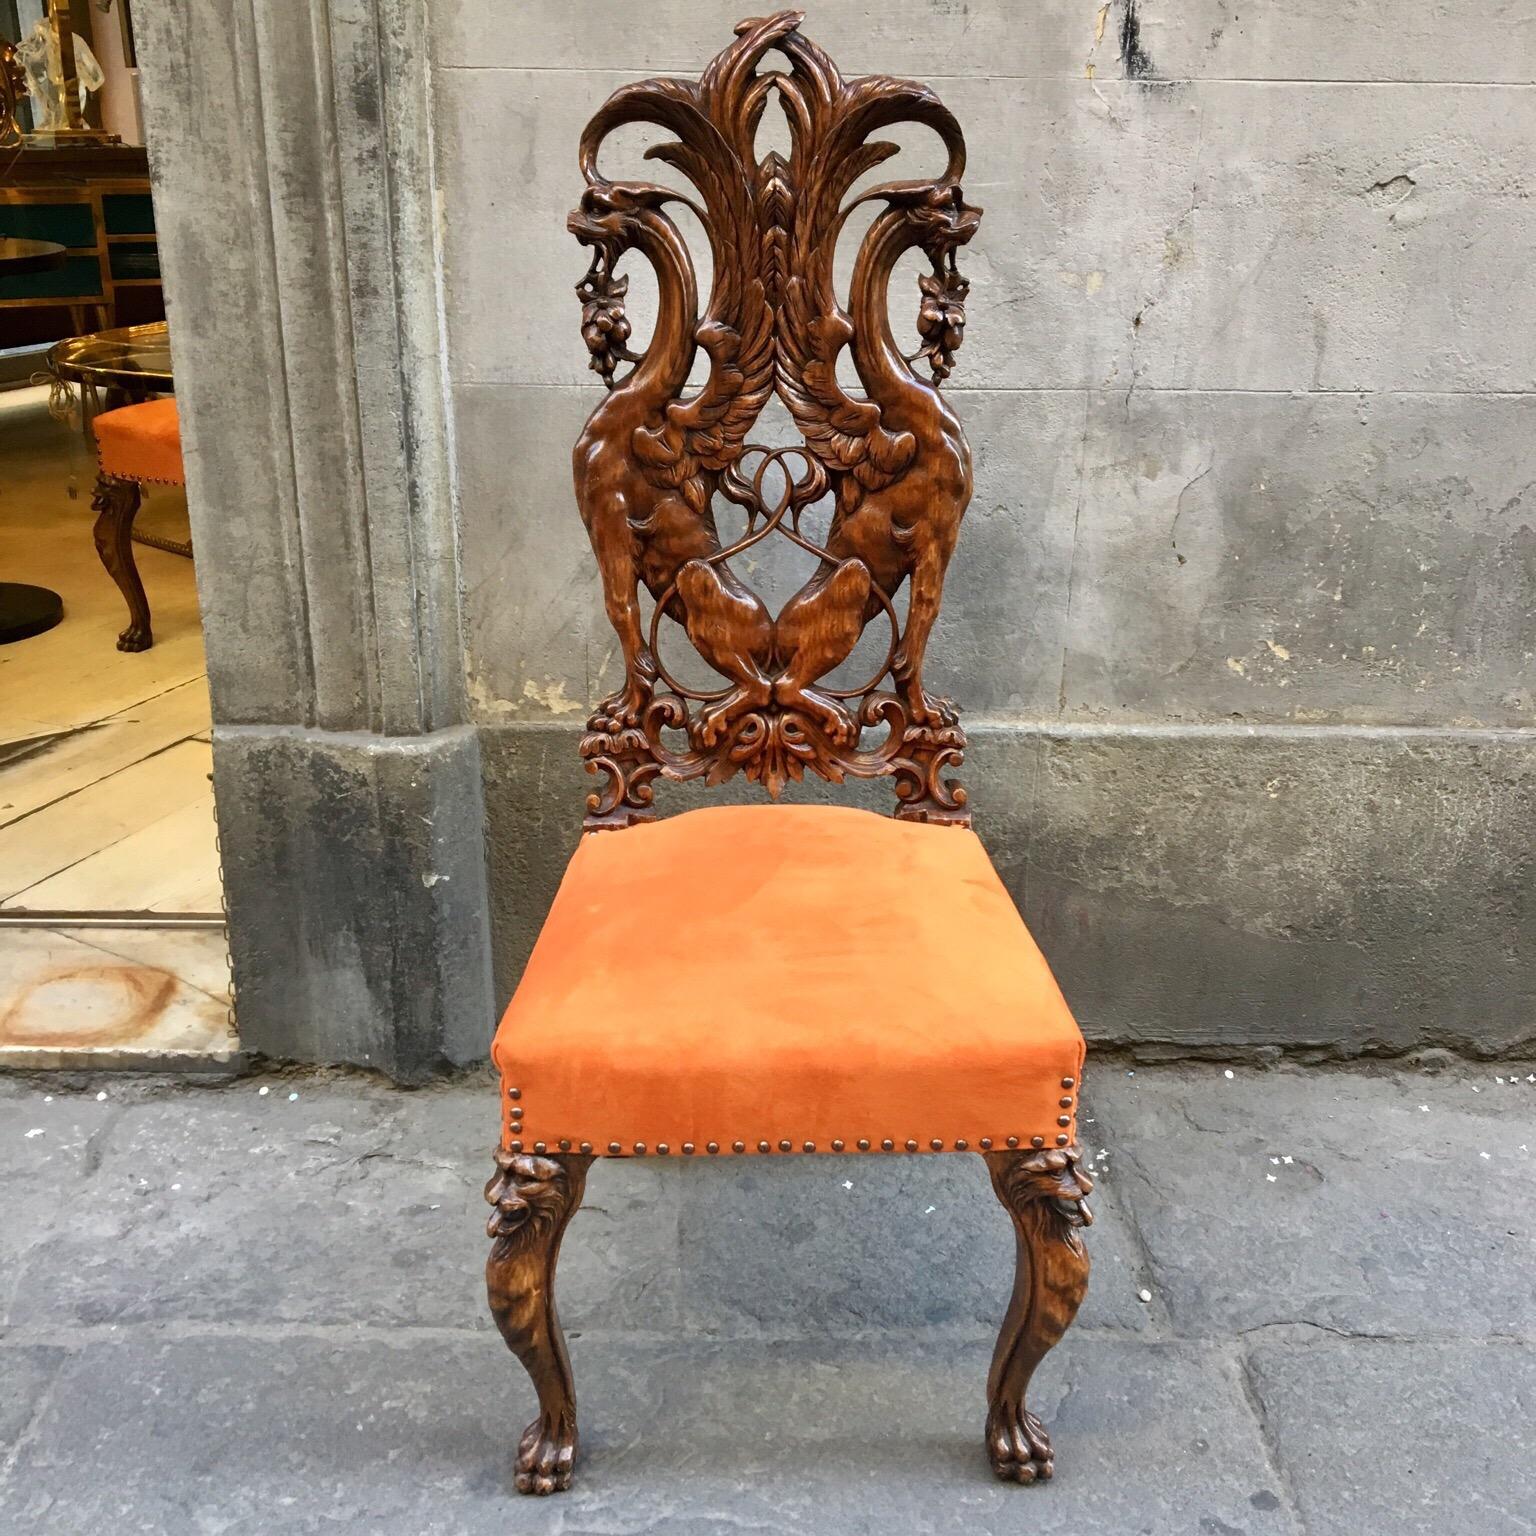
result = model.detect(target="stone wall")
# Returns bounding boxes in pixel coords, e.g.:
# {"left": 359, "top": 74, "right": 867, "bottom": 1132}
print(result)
{"left": 434, "top": 1, "right": 1536, "bottom": 1057}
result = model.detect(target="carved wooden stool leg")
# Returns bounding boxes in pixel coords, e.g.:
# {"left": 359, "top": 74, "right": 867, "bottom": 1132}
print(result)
{"left": 983, "top": 1145, "right": 1093, "bottom": 1484}
{"left": 91, "top": 473, "right": 152, "bottom": 651}
{"left": 485, "top": 1149, "right": 591, "bottom": 1495}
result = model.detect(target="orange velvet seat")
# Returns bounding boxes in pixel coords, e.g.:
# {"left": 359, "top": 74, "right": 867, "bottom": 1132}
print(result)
{"left": 493, "top": 804, "right": 1085, "bottom": 1158}
{"left": 94, "top": 397, "right": 184, "bottom": 485}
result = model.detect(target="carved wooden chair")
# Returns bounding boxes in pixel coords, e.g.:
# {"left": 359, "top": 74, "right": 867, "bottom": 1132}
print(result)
{"left": 90, "top": 397, "right": 190, "bottom": 651}
{"left": 485, "top": 12, "right": 1093, "bottom": 1496}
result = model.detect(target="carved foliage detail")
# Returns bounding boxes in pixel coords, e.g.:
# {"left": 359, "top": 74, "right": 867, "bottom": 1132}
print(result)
{"left": 569, "top": 12, "right": 982, "bottom": 827}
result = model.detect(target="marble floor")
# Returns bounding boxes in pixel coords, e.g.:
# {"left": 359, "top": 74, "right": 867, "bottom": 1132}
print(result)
{"left": 0, "top": 382, "right": 234, "bottom": 1067}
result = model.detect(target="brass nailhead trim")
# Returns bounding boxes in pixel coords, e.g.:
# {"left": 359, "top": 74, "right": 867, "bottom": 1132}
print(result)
{"left": 1059, "top": 1097, "right": 1074, "bottom": 1108}
{"left": 1061, "top": 1077, "right": 1074, "bottom": 1089}
{"left": 1057, "top": 1116, "right": 1071, "bottom": 1127}
{"left": 534, "top": 1142, "right": 547, "bottom": 1153}
{"left": 510, "top": 1140, "right": 523, "bottom": 1152}
{"left": 559, "top": 1139, "right": 571, "bottom": 1151}
{"left": 508, "top": 1088, "right": 521, "bottom": 1100}
{"left": 575, "top": 1133, "right": 1060, "bottom": 1157}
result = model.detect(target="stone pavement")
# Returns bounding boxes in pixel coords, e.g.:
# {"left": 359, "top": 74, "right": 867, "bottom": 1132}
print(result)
{"left": 1, "top": 1058, "right": 1532, "bottom": 1534}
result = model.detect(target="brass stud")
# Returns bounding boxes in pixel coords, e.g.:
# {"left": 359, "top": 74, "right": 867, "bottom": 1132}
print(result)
{"left": 682, "top": 1143, "right": 695, "bottom": 1155}
{"left": 634, "top": 1142, "right": 646, "bottom": 1154}
{"left": 734, "top": 1141, "right": 747, "bottom": 1153}
{"left": 779, "top": 1139, "right": 792, "bottom": 1152}
{"left": 882, "top": 1138, "right": 895, "bottom": 1151}
{"left": 534, "top": 1142, "right": 547, "bottom": 1153}
{"left": 1056, "top": 1134, "right": 1069, "bottom": 1146}
{"left": 509, "top": 1140, "right": 523, "bottom": 1153}
{"left": 1059, "top": 1098, "right": 1074, "bottom": 1109}
{"left": 832, "top": 1139, "right": 845, "bottom": 1152}
{"left": 980, "top": 1137, "right": 993, "bottom": 1149}
{"left": 858, "top": 1138, "right": 871, "bottom": 1151}
{"left": 955, "top": 1139, "right": 968, "bottom": 1151}
{"left": 905, "top": 1138, "right": 918, "bottom": 1152}
{"left": 1006, "top": 1136, "right": 1019, "bottom": 1149}
{"left": 1031, "top": 1136, "right": 1045, "bottom": 1148}
{"left": 1057, "top": 1116, "right": 1071, "bottom": 1127}
{"left": 608, "top": 1142, "right": 621, "bottom": 1154}
{"left": 930, "top": 1138, "right": 943, "bottom": 1151}
{"left": 707, "top": 1142, "right": 720, "bottom": 1154}
{"left": 508, "top": 1088, "right": 521, "bottom": 1100}
{"left": 758, "top": 1140, "right": 771, "bottom": 1153}
{"left": 657, "top": 1143, "right": 669, "bottom": 1155}
{"left": 803, "top": 1140, "right": 815, "bottom": 1152}
{"left": 559, "top": 1139, "right": 571, "bottom": 1151}
{"left": 579, "top": 1142, "right": 592, "bottom": 1154}
{"left": 1061, "top": 1077, "right": 1075, "bottom": 1089}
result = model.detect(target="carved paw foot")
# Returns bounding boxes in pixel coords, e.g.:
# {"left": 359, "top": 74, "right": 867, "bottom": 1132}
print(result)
{"left": 792, "top": 689, "right": 858, "bottom": 747}
{"left": 986, "top": 1400, "right": 1054, "bottom": 1485}
{"left": 694, "top": 686, "right": 765, "bottom": 748}
{"left": 516, "top": 1412, "right": 577, "bottom": 1496}
{"left": 591, "top": 687, "right": 648, "bottom": 732}
{"left": 117, "top": 624, "right": 152, "bottom": 652}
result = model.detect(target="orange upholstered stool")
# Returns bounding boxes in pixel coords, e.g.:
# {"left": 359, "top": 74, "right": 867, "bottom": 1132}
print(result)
{"left": 493, "top": 804, "right": 1084, "bottom": 1158}
{"left": 90, "top": 397, "right": 188, "bottom": 651}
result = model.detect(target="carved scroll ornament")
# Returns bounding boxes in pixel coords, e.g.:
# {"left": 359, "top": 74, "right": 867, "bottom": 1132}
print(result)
{"left": 568, "top": 11, "right": 982, "bottom": 828}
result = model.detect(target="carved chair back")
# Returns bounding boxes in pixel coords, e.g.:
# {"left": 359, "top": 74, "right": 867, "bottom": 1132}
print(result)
{"left": 571, "top": 10, "right": 981, "bottom": 830}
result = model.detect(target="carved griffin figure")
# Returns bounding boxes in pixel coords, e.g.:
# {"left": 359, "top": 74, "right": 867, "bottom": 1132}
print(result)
{"left": 569, "top": 11, "right": 981, "bottom": 826}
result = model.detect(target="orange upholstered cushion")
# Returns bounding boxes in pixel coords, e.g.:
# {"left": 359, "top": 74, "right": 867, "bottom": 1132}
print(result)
{"left": 492, "top": 804, "right": 1085, "bottom": 1157}
{"left": 94, "top": 397, "right": 184, "bottom": 485}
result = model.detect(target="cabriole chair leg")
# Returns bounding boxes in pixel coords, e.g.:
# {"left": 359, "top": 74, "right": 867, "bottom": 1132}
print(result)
{"left": 485, "top": 1149, "right": 590, "bottom": 1495}
{"left": 983, "top": 1146, "right": 1094, "bottom": 1483}
{"left": 90, "top": 472, "right": 151, "bottom": 651}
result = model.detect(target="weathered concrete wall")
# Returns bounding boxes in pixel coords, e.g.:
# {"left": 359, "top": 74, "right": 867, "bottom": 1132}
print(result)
{"left": 433, "top": 1, "right": 1536, "bottom": 1057}
{"left": 135, "top": 0, "right": 496, "bottom": 1078}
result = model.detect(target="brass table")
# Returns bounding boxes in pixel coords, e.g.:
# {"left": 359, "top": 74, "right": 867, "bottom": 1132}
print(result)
{"left": 48, "top": 319, "right": 174, "bottom": 404}
{"left": 0, "top": 236, "right": 66, "bottom": 277}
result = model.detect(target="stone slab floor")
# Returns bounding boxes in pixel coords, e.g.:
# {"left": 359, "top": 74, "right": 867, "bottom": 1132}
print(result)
{"left": 1, "top": 1058, "right": 1532, "bottom": 1534}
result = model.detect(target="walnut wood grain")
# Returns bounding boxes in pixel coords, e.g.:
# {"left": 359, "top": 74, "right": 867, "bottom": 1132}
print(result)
{"left": 983, "top": 1146, "right": 1094, "bottom": 1483}
{"left": 570, "top": 10, "right": 981, "bottom": 828}
{"left": 91, "top": 473, "right": 152, "bottom": 651}
{"left": 485, "top": 1150, "right": 591, "bottom": 1495}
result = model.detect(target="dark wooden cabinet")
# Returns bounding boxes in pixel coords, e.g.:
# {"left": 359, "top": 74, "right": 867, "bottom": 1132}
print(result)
{"left": 0, "top": 144, "right": 164, "bottom": 348}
